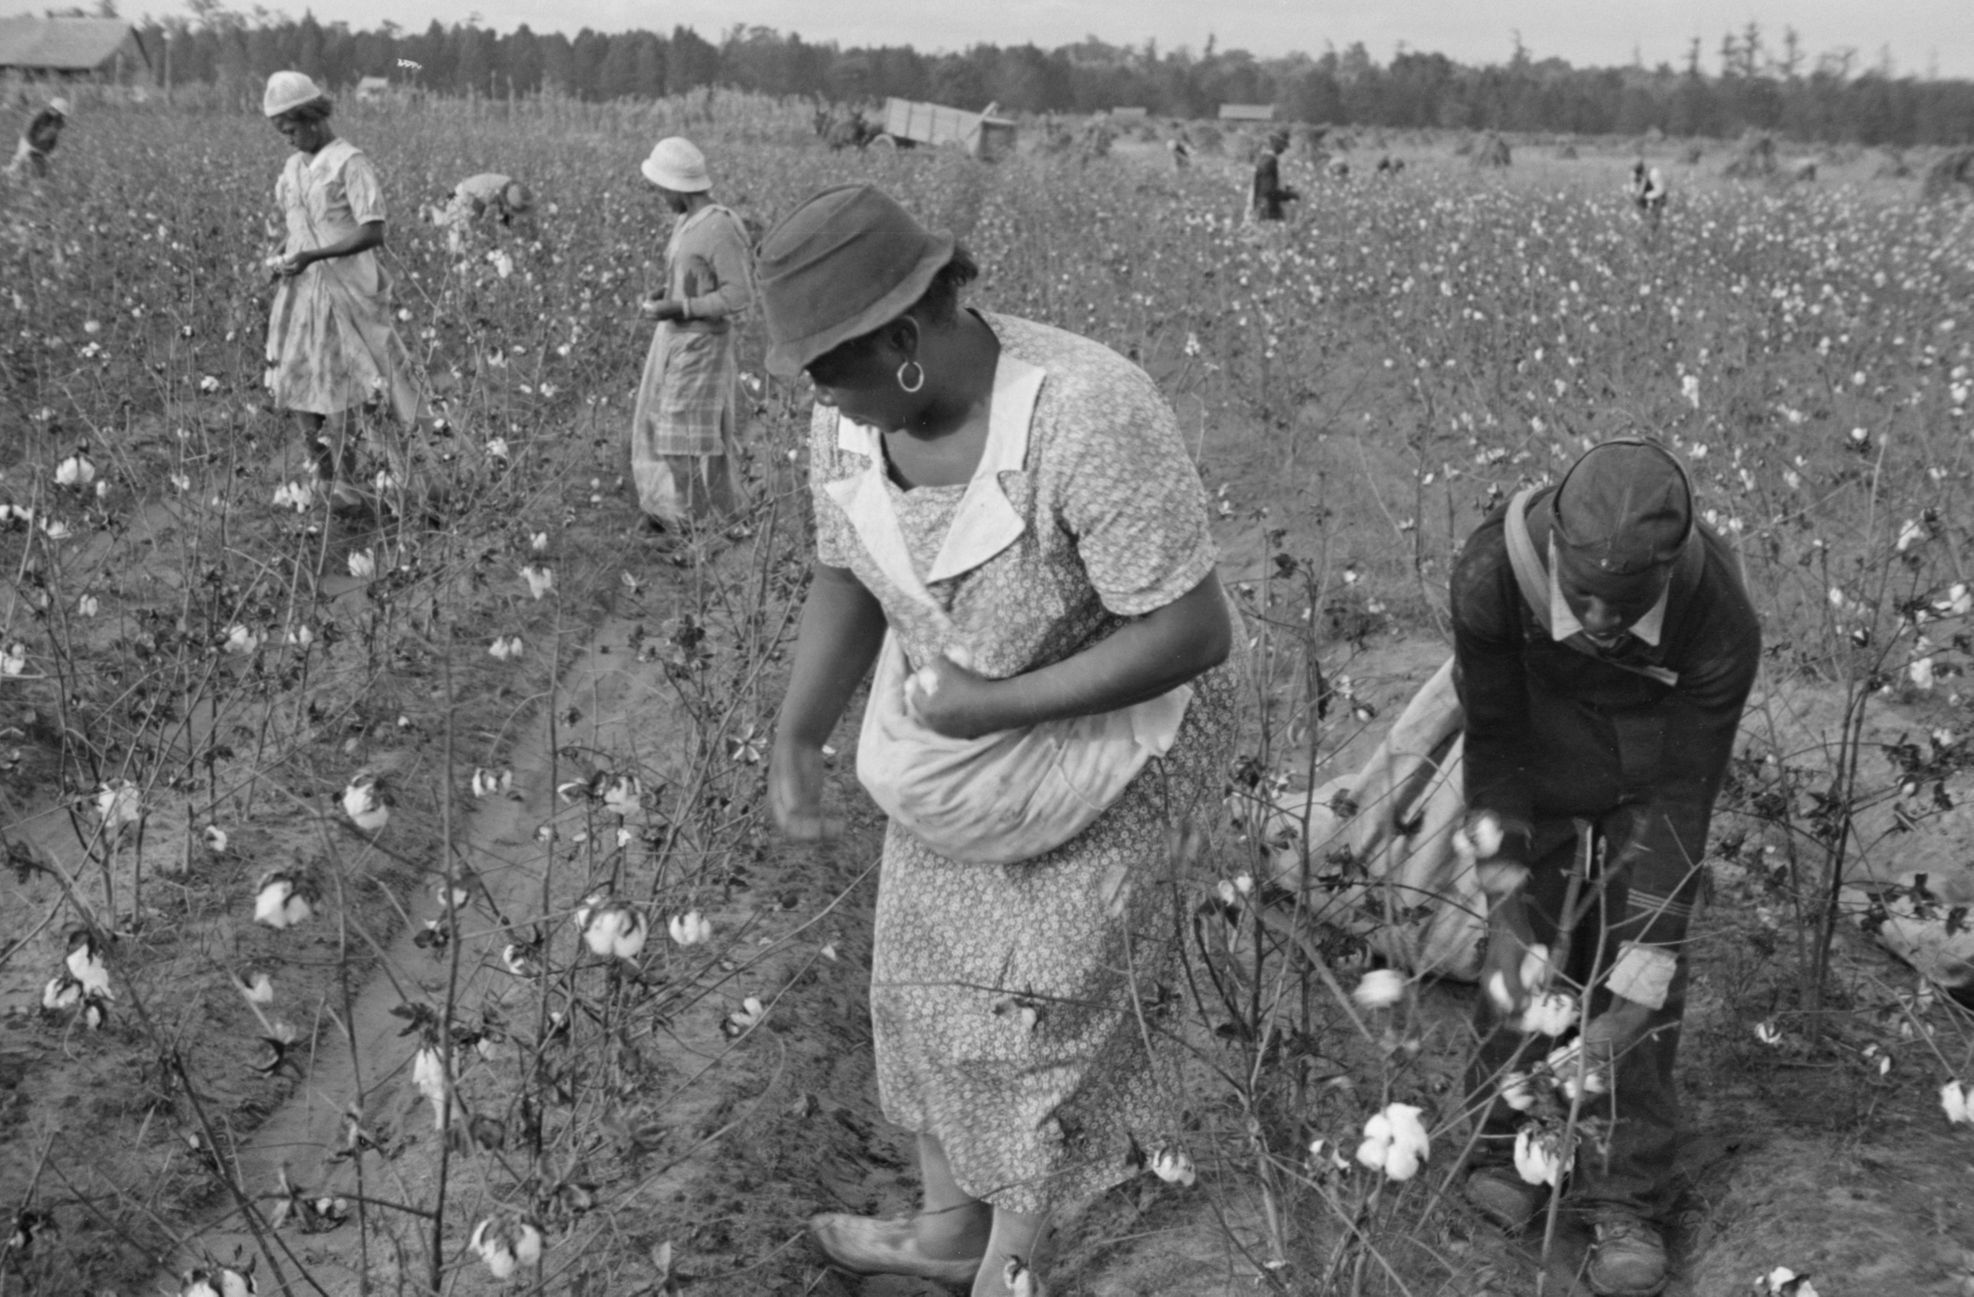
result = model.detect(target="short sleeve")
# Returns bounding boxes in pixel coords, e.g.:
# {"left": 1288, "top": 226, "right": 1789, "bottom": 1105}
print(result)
{"left": 339, "top": 152, "right": 387, "bottom": 225}
{"left": 806, "top": 404, "right": 859, "bottom": 570}
{"left": 1045, "top": 364, "right": 1216, "bottom": 617}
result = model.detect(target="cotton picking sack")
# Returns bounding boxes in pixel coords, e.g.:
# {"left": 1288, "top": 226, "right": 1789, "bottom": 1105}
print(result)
{"left": 857, "top": 633, "right": 1191, "bottom": 865}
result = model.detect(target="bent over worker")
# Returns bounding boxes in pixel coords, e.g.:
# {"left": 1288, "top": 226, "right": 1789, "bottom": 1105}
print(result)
{"left": 1452, "top": 439, "right": 1759, "bottom": 1297}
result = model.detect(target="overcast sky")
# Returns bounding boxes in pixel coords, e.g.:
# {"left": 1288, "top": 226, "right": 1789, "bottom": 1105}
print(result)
{"left": 17, "top": 0, "right": 1974, "bottom": 78}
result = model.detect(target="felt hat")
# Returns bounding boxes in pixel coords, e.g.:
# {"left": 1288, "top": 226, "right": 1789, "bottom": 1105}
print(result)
{"left": 1549, "top": 439, "right": 1693, "bottom": 599}
{"left": 47, "top": 97, "right": 70, "bottom": 118}
{"left": 641, "top": 137, "right": 710, "bottom": 192}
{"left": 501, "top": 180, "right": 535, "bottom": 214}
{"left": 262, "top": 71, "right": 325, "bottom": 118}
{"left": 755, "top": 184, "right": 955, "bottom": 378}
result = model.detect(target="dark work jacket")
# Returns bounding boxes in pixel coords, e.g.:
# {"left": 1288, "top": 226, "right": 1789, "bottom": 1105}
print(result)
{"left": 1450, "top": 486, "right": 1761, "bottom": 950}
{"left": 1252, "top": 152, "right": 1296, "bottom": 220}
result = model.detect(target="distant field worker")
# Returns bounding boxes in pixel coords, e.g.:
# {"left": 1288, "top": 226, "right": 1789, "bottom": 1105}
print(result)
{"left": 6, "top": 97, "right": 68, "bottom": 180}
{"left": 428, "top": 172, "right": 534, "bottom": 251}
{"left": 1629, "top": 160, "right": 1668, "bottom": 224}
{"left": 1251, "top": 130, "right": 1299, "bottom": 222}
{"left": 261, "top": 71, "right": 420, "bottom": 508}
{"left": 629, "top": 136, "right": 756, "bottom": 534}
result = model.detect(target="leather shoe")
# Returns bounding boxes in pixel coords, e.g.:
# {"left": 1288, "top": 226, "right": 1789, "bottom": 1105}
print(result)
{"left": 1464, "top": 1164, "right": 1545, "bottom": 1233}
{"left": 807, "top": 1212, "right": 983, "bottom": 1285}
{"left": 1586, "top": 1210, "right": 1669, "bottom": 1296}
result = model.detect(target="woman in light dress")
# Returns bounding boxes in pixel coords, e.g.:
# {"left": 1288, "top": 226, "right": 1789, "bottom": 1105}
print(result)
{"left": 261, "top": 71, "right": 419, "bottom": 509}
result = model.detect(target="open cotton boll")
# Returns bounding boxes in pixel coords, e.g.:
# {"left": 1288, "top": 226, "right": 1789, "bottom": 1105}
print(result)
{"left": 1355, "top": 1102, "right": 1430, "bottom": 1181}
{"left": 1517, "top": 990, "right": 1578, "bottom": 1037}
{"left": 1150, "top": 1148, "right": 1196, "bottom": 1186}
{"left": 1513, "top": 1124, "right": 1572, "bottom": 1187}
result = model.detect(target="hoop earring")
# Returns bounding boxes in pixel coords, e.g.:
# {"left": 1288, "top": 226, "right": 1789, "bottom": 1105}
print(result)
{"left": 896, "top": 359, "right": 925, "bottom": 394}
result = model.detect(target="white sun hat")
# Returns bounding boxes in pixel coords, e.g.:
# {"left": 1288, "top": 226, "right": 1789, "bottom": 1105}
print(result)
{"left": 640, "top": 137, "right": 710, "bottom": 192}
{"left": 263, "top": 71, "right": 326, "bottom": 118}
{"left": 47, "top": 97, "right": 71, "bottom": 117}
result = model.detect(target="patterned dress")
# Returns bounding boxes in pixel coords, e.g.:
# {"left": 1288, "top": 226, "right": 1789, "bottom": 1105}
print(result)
{"left": 630, "top": 203, "right": 755, "bottom": 526}
{"left": 808, "top": 312, "right": 1239, "bottom": 1214}
{"left": 265, "top": 138, "right": 419, "bottom": 424}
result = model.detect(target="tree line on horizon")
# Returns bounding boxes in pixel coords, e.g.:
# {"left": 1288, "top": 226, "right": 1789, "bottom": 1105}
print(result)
{"left": 129, "top": 9, "right": 1974, "bottom": 147}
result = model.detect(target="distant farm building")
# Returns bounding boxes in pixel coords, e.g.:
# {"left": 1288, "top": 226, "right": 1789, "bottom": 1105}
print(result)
{"left": 355, "top": 76, "right": 392, "bottom": 102}
{"left": 0, "top": 16, "right": 150, "bottom": 84}
{"left": 1218, "top": 102, "right": 1277, "bottom": 122}
{"left": 1108, "top": 106, "right": 1148, "bottom": 121}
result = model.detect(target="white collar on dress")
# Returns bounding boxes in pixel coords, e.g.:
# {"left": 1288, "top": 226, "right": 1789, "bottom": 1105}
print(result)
{"left": 824, "top": 346, "right": 1046, "bottom": 610}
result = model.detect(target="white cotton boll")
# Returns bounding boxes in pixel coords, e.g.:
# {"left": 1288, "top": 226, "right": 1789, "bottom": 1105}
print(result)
{"left": 1, "top": 642, "right": 27, "bottom": 676}
{"left": 1470, "top": 813, "right": 1504, "bottom": 859}
{"left": 239, "top": 970, "right": 274, "bottom": 1005}
{"left": 203, "top": 824, "right": 229, "bottom": 854}
{"left": 668, "top": 911, "right": 711, "bottom": 946}
{"left": 222, "top": 624, "right": 259, "bottom": 655}
{"left": 1514, "top": 1125, "right": 1571, "bottom": 1187}
{"left": 348, "top": 548, "right": 376, "bottom": 579}
{"left": 529, "top": 530, "right": 549, "bottom": 552}
{"left": 1498, "top": 1070, "right": 1537, "bottom": 1112}
{"left": 55, "top": 453, "right": 95, "bottom": 487}
{"left": 1150, "top": 1148, "right": 1197, "bottom": 1186}
{"left": 253, "top": 872, "right": 312, "bottom": 929}
{"left": 1940, "top": 1079, "right": 1970, "bottom": 1125}
{"left": 77, "top": 593, "right": 100, "bottom": 617}
{"left": 519, "top": 564, "right": 555, "bottom": 599}
{"left": 66, "top": 937, "right": 111, "bottom": 997}
{"left": 1352, "top": 968, "right": 1406, "bottom": 1011}
{"left": 583, "top": 902, "right": 647, "bottom": 960}
{"left": 1518, "top": 991, "right": 1578, "bottom": 1037}
{"left": 342, "top": 775, "right": 390, "bottom": 831}
{"left": 95, "top": 779, "right": 143, "bottom": 828}
{"left": 1355, "top": 1102, "right": 1430, "bottom": 1181}
{"left": 1545, "top": 1042, "right": 1607, "bottom": 1102}
{"left": 602, "top": 774, "right": 640, "bottom": 817}
{"left": 43, "top": 975, "right": 81, "bottom": 1011}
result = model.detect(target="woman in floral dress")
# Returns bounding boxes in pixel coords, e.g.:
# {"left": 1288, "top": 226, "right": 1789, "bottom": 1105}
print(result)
{"left": 758, "top": 184, "right": 1239, "bottom": 1297}
{"left": 261, "top": 71, "right": 419, "bottom": 508}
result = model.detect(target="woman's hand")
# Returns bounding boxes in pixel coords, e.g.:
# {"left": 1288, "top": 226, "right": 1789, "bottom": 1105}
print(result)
{"left": 640, "top": 293, "right": 682, "bottom": 322}
{"left": 769, "top": 740, "right": 843, "bottom": 842}
{"left": 277, "top": 250, "right": 315, "bottom": 278}
{"left": 903, "top": 648, "right": 1005, "bottom": 740}
{"left": 1479, "top": 892, "right": 1541, "bottom": 1018}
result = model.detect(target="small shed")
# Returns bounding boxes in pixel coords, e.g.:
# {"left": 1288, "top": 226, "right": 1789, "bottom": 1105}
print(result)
{"left": 1218, "top": 102, "right": 1277, "bottom": 122}
{"left": 355, "top": 76, "right": 392, "bottom": 102}
{"left": 0, "top": 16, "right": 150, "bottom": 82}
{"left": 1108, "top": 106, "right": 1148, "bottom": 122}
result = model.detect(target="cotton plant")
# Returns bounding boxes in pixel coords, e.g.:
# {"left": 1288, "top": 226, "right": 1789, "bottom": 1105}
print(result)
{"left": 470, "top": 1214, "right": 543, "bottom": 1280}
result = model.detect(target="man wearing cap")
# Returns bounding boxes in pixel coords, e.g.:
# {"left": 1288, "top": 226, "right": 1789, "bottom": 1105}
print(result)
{"left": 629, "top": 136, "right": 755, "bottom": 535}
{"left": 7, "top": 98, "right": 68, "bottom": 180}
{"left": 1452, "top": 439, "right": 1759, "bottom": 1296}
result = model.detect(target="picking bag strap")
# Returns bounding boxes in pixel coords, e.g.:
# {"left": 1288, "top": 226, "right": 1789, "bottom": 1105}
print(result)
{"left": 1503, "top": 488, "right": 1551, "bottom": 631}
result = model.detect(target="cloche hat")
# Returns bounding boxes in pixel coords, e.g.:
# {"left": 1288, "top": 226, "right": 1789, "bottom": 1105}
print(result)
{"left": 263, "top": 71, "right": 326, "bottom": 118}
{"left": 641, "top": 137, "right": 710, "bottom": 193}
{"left": 1549, "top": 438, "right": 1694, "bottom": 599}
{"left": 755, "top": 184, "right": 956, "bottom": 378}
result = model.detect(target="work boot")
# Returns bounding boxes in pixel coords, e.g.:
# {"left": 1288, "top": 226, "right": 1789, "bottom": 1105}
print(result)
{"left": 1463, "top": 1164, "right": 1544, "bottom": 1233}
{"left": 1586, "top": 1210, "right": 1668, "bottom": 1296}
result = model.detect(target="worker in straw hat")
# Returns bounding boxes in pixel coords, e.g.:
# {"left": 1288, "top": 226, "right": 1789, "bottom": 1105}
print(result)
{"left": 627, "top": 135, "right": 756, "bottom": 539}
{"left": 1451, "top": 438, "right": 1759, "bottom": 1296}
{"left": 260, "top": 70, "right": 421, "bottom": 513}
{"left": 7, "top": 96, "right": 69, "bottom": 180}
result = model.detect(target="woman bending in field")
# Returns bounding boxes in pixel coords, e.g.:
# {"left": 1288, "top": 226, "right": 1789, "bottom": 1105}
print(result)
{"left": 261, "top": 71, "right": 420, "bottom": 510}
{"left": 760, "top": 184, "right": 1238, "bottom": 1297}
